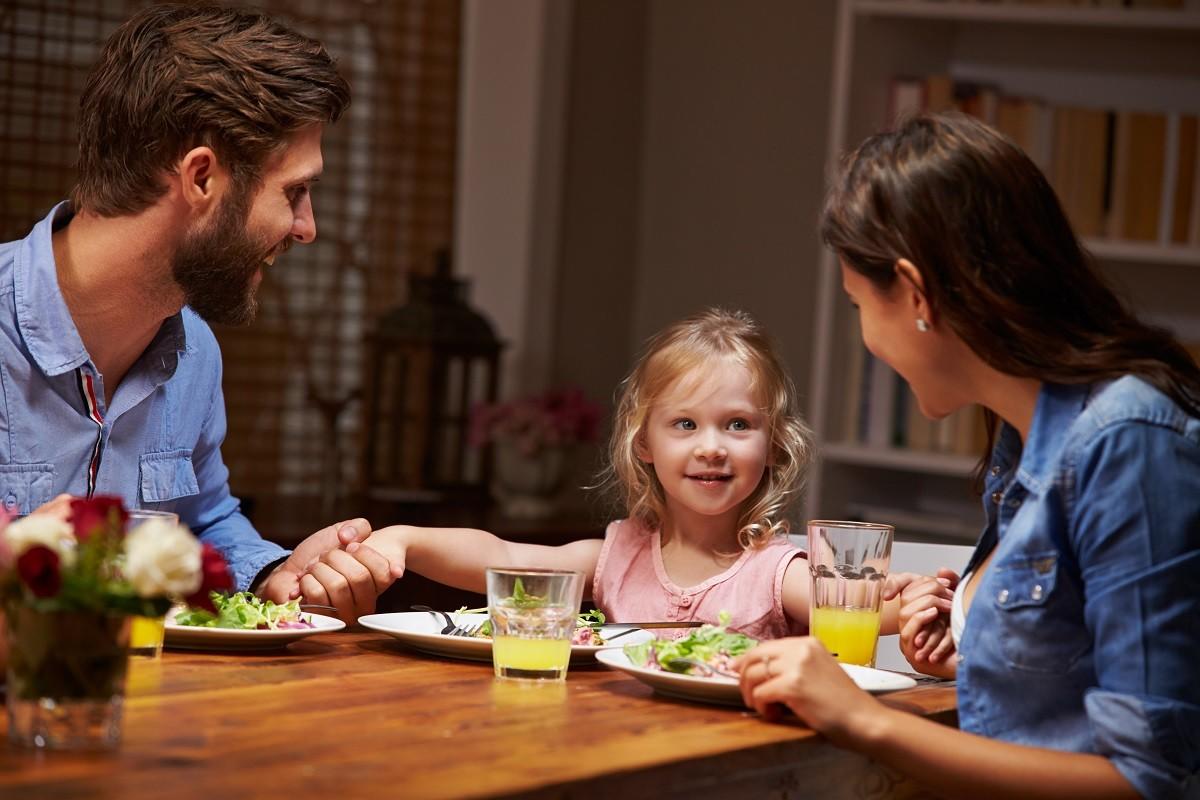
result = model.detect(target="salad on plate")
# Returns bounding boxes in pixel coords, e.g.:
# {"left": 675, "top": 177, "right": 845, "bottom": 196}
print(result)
{"left": 173, "top": 591, "right": 315, "bottom": 630}
{"left": 623, "top": 612, "right": 755, "bottom": 676}
{"left": 454, "top": 605, "right": 611, "bottom": 645}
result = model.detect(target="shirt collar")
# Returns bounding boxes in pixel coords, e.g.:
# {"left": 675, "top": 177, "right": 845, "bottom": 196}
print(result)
{"left": 14, "top": 201, "right": 189, "bottom": 378}
{"left": 1002, "top": 382, "right": 1092, "bottom": 495}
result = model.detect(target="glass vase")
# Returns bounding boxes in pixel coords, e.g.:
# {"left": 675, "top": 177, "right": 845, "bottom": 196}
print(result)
{"left": 494, "top": 443, "right": 566, "bottom": 519}
{"left": 4, "top": 605, "right": 131, "bottom": 750}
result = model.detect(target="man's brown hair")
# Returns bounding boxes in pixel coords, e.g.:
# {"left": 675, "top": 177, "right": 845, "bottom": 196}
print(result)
{"left": 71, "top": 4, "right": 351, "bottom": 216}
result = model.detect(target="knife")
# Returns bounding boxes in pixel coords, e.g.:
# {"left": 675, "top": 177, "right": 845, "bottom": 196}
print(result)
{"left": 601, "top": 621, "right": 705, "bottom": 629}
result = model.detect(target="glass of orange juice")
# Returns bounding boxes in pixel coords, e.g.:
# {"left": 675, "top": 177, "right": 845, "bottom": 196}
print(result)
{"left": 486, "top": 568, "right": 583, "bottom": 682}
{"left": 808, "top": 520, "right": 894, "bottom": 668}
{"left": 126, "top": 509, "right": 180, "bottom": 658}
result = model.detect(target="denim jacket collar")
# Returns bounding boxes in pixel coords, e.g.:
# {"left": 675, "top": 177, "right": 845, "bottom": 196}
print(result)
{"left": 13, "top": 202, "right": 188, "bottom": 379}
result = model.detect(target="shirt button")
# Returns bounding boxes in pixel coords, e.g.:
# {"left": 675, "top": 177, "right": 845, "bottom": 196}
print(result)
{"left": 680, "top": 596, "right": 692, "bottom": 607}
{"left": 991, "top": 491, "right": 1002, "bottom": 505}
{"left": 990, "top": 465, "right": 1001, "bottom": 476}
{"left": 997, "top": 588, "right": 1010, "bottom": 604}
{"left": 1031, "top": 584, "right": 1044, "bottom": 601}
{"left": 3, "top": 493, "right": 16, "bottom": 510}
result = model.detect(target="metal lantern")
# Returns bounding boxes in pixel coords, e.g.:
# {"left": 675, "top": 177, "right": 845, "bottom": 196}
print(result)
{"left": 363, "top": 250, "right": 502, "bottom": 515}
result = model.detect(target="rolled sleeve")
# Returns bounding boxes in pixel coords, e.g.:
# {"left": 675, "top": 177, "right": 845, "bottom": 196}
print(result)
{"left": 1086, "top": 690, "right": 1200, "bottom": 800}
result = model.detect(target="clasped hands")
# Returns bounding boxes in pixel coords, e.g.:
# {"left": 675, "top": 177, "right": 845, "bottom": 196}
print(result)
{"left": 732, "top": 570, "right": 959, "bottom": 738}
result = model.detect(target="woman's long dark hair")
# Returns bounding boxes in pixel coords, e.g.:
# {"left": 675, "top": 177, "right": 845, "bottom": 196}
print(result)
{"left": 820, "top": 112, "right": 1200, "bottom": 489}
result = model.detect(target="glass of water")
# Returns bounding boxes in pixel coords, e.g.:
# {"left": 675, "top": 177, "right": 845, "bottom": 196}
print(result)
{"left": 808, "top": 520, "right": 894, "bottom": 667}
{"left": 486, "top": 568, "right": 583, "bottom": 681}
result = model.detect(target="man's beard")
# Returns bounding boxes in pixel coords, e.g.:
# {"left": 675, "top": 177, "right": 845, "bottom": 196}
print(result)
{"left": 172, "top": 187, "right": 284, "bottom": 326}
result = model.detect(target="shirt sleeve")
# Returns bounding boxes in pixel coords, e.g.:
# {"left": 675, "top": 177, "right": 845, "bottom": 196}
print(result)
{"left": 173, "top": 351, "right": 289, "bottom": 593}
{"left": 1070, "top": 419, "right": 1200, "bottom": 800}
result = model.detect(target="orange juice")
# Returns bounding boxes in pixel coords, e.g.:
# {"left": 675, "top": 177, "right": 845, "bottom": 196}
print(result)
{"left": 129, "top": 615, "right": 165, "bottom": 658}
{"left": 492, "top": 636, "right": 571, "bottom": 679}
{"left": 810, "top": 606, "right": 882, "bottom": 667}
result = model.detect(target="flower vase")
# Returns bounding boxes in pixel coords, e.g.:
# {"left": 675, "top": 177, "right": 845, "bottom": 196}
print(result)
{"left": 494, "top": 443, "right": 567, "bottom": 520}
{"left": 4, "top": 606, "right": 132, "bottom": 750}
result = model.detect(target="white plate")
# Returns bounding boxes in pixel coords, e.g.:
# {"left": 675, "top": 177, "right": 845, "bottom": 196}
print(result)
{"left": 164, "top": 612, "right": 345, "bottom": 651}
{"left": 357, "top": 612, "right": 655, "bottom": 664}
{"left": 594, "top": 649, "right": 917, "bottom": 706}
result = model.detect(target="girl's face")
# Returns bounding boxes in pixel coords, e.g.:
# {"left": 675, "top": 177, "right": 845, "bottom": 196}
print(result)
{"left": 637, "top": 358, "right": 771, "bottom": 526}
{"left": 841, "top": 261, "right": 970, "bottom": 419}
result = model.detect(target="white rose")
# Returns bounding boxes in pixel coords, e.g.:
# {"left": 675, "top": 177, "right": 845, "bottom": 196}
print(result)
{"left": 123, "top": 519, "right": 202, "bottom": 598}
{"left": 3, "top": 514, "right": 77, "bottom": 567}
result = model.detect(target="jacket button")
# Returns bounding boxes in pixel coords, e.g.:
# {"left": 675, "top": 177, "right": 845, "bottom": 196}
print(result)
{"left": 1031, "top": 584, "right": 1044, "bottom": 601}
{"left": 997, "top": 589, "right": 1010, "bottom": 604}
{"left": 991, "top": 491, "right": 1002, "bottom": 505}
{"left": 990, "top": 465, "right": 1001, "bottom": 476}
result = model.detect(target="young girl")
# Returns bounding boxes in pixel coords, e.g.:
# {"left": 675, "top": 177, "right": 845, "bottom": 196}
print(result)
{"left": 736, "top": 112, "right": 1200, "bottom": 799}
{"left": 336, "top": 308, "right": 916, "bottom": 639}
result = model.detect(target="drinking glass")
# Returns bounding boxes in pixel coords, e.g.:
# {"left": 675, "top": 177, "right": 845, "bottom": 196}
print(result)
{"left": 125, "top": 509, "right": 180, "bottom": 659}
{"left": 807, "top": 520, "right": 894, "bottom": 668}
{"left": 486, "top": 568, "right": 583, "bottom": 681}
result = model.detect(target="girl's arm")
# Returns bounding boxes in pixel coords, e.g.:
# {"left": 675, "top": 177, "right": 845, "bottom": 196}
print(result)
{"left": 735, "top": 638, "right": 1139, "bottom": 800}
{"left": 353, "top": 525, "right": 605, "bottom": 598}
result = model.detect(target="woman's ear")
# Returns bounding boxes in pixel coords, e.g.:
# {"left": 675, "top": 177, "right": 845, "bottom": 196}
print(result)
{"left": 894, "top": 258, "right": 932, "bottom": 325}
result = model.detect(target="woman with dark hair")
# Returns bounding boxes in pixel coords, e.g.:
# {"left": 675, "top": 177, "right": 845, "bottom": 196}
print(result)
{"left": 736, "top": 112, "right": 1200, "bottom": 799}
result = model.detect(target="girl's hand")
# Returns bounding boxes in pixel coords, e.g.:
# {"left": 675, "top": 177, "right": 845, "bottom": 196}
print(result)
{"left": 733, "top": 637, "right": 885, "bottom": 747}
{"left": 897, "top": 569, "right": 959, "bottom": 679}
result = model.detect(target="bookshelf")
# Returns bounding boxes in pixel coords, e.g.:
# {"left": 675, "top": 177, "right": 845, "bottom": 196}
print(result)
{"left": 806, "top": 0, "right": 1200, "bottom": 544}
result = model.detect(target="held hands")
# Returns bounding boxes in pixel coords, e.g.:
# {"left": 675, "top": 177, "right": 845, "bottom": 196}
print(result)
{"left": 733, "top": 638, "right": 886, "bottom": 747}
{"left": 886, "top": 569, "right": 960, "bottom": 679}
{"left": 259, "top": 518, "right": 403, "bottom": 625}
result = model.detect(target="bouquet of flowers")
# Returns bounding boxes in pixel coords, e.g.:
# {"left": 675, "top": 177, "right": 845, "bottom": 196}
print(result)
{"left": 468, "top": 386, "right": 603, "bottom": 457}
{"left": 0, "top": 495, "right": 231, "bottom": 617}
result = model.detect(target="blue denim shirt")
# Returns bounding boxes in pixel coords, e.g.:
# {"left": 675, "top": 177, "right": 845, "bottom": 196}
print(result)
{"left": 0, "top": 203, "right": 287, "bottom": 591}
{"left": 959, "top": 378, "right": 1200, "bottom": 799}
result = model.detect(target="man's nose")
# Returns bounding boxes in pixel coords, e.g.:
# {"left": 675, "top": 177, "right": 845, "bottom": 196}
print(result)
{"left": 291, "top": 194, "right": 316, "bottom": 244}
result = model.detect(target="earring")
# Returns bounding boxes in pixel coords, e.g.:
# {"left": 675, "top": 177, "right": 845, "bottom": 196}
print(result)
{"left": 915, "top": 318, "right": 929, "bottom": 333}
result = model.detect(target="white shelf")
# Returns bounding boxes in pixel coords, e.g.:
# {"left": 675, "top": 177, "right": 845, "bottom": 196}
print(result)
{"left": 854, "top": 0, "right": 1200, "bottom": 31}
{"left": 822, "top": 443, "right": 980, "bottom": 478}
{"left": 1085, "top": 239, "right": 1200, "bottom": 268}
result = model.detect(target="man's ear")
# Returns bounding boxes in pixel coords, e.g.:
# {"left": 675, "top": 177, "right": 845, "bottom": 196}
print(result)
{"left": 894, "top": 258, "right": 932, "bottom": 323}
{"left": 177, "top": 146, "right": 225, "bottom": 213}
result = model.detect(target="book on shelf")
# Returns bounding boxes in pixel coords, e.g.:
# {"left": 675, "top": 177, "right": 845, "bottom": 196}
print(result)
{"left": 887, "top": 74, "right": 1200, "bottom": 248}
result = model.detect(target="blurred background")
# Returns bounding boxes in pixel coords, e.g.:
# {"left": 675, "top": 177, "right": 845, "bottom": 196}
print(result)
{"left": 2, "top": 0, "right": 1197, "bottom": 558}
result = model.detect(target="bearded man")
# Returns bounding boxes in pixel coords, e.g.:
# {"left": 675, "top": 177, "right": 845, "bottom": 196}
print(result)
{"left": 0, "top": 5, "right": 398, "bottom": 636}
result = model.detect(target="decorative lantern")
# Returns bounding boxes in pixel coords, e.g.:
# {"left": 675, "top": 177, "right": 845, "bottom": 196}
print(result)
{"left": 362, "top": 250, "right": 503, "bottom": 517}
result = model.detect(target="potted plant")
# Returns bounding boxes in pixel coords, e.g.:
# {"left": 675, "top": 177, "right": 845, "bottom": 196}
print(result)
{"left": 0, "top": 496, "right": 231, "bottom": 749}
{"left": 469, "top": 387, "right": 603, "bottom": 518}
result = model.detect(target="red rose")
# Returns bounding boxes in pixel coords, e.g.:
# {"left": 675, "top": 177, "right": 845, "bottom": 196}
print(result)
{"left": 184, "top": 544, "right": 234, "bottom": 612}
{"left": 16, "top": 545, "right": 62, "bottom": 598}
{"left": 69, "top": 495, "right": 128, "bottom": 542}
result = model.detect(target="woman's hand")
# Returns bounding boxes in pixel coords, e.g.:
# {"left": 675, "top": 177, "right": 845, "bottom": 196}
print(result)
{"left": 897, "top": 569, "right": 959, "bottom": 679}
{"left": 733, "top": 637, "right": 886, "bottom": 747}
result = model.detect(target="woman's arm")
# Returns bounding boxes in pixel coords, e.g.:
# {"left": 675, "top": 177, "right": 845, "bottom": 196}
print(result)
{"left": 348, "top": 525, "right": 605, "bottom": 598}
{"left": 735, "top": 638, "right": 1138, "bottom": 800}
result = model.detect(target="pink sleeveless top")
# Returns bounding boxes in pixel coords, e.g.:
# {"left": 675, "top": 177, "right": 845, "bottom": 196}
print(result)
{"left": 592, "top": 518, "right": 808, "bottom": 641}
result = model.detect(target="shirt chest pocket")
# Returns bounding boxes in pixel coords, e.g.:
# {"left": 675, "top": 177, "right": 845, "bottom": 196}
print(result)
{"left": 138, "top": 451, "right": 199, "bottom": 507}
{"left": 0, "top": 464, "right": 55, "bottom": 515}
{"left": 993, "top": 552, "right": 1090, "bottom": 674}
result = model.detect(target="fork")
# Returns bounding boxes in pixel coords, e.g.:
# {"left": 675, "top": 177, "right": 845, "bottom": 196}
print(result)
{"left": 446, "top": 621, "right": 485, "bottom": 638}
{"left": 410, "top": 604, "right": 471, "bottom": 636}
{"left": 661, "top": 657, "right": 739, "bottom": 680}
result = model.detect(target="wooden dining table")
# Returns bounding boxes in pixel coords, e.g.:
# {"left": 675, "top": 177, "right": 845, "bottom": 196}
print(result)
{"left": 0, "top": 629, "right": 956, "bottom": 799}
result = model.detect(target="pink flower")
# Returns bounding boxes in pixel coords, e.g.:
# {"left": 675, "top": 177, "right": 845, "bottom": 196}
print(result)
{"left": 16, "top": 545, "right": 61, "bottom": 598}
{"left": 69, "top": 495, "right": 128, "bottom": 542}
{"left": 469, "top": 387, "right": 603, "bottom": 456}
{"left": 184, "top": 544, "right": 234, "bottom": 613}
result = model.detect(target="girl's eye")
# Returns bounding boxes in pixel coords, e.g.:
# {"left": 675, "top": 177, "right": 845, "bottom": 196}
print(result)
{"left": 673, "top": 419, "right": 696, "bottom": 431}
{"left": 728, "top": 418, "right": 750, "bottom": 432}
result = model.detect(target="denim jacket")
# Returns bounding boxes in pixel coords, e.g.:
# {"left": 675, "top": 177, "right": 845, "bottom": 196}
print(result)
{"left": 0, "top": 203, "right": 287, "bottom": 590}
{"left": 959, "top": 378, "right": 1200, "bottom": 799}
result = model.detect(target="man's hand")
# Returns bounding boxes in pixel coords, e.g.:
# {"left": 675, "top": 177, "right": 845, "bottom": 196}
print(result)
{"left": 257, "top": 518, "right": 402, "bottom": 625}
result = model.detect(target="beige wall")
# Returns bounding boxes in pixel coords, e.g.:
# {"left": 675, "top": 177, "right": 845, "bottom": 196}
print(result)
{"left": 552, "top": 0, "right": 836, "bottom": 411}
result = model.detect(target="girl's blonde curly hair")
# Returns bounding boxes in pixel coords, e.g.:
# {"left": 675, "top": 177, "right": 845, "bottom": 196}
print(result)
{"left": 598, "top": 308, "right": 813, "bottom": 549}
